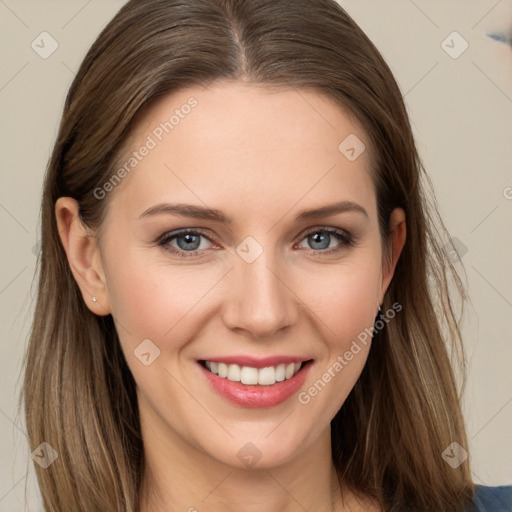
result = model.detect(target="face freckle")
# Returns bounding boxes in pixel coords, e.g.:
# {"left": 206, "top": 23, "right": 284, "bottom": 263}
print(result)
{"left": 98, "top": 80, "right": 388, "bottom": 470}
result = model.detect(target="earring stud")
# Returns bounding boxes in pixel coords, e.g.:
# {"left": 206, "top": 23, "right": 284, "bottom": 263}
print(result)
{"left": 92, "top": 296, "right": 97, "bottom": 302}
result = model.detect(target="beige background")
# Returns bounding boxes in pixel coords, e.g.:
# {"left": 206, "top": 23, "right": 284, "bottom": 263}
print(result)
{"left": 1, "top": 0, "right": 511, "bottom": 509}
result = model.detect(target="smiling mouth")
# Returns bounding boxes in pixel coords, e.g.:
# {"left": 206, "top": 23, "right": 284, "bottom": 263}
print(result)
{"left": 199, "top": 359, "right": 313, "bottom": 386}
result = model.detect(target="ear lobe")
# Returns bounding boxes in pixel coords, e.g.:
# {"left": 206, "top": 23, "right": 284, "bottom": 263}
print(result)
{"left": 380, "top": 207, "right": 406, "bottom": 302}
{"left": 55, "top": 197, "right": 111, "bottom": 316}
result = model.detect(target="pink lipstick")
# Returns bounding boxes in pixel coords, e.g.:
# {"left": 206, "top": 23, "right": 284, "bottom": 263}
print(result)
{"left": 198, "top": 357, "right": 313, "bottom": 408}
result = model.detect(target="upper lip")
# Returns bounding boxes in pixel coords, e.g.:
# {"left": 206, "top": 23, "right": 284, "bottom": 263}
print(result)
{"left": 199, "top": 355, "right": 313, "bottom": 369}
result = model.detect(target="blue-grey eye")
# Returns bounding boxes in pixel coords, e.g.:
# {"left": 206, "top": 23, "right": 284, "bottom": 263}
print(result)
{"left": 175, "top": 233, "right": 202, "bottom": 250}
{"left": 308, "top": 232, "right": 331, "bottom": 250}
{"left": 159, "top": 230, "right": 213, "bottom": 254}
{"left": 298, "top": 229, "right": 352, "bottom": 252}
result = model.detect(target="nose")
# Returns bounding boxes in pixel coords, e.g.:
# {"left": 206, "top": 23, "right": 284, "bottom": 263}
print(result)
{"left": 221, "top": 248, "right": 300, "bottom": 339}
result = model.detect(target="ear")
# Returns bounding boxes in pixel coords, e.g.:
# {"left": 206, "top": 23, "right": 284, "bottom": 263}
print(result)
{"left": 55, "top": 197, "right": 111, "bottom": 316}
{"left": 379, "top": 207, "right": 406, "bottom": 303}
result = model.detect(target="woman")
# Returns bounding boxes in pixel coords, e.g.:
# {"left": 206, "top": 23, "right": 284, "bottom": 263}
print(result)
{"left": 20, "top": 0, "right": 512, "bottom": 511}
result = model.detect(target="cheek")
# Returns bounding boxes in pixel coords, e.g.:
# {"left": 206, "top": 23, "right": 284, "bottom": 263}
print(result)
{"left": 299, "top": 257, "right": 382, "bottom": 346}
{"left": 104, "top": 248, "right": 220, "bottom": 347}
{"left": 292, "top": 261, "right": 381, "bottom": 439}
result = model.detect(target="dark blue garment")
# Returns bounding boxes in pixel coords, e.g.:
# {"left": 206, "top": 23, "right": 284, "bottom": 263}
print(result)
{"left": 467, "top": 484, "right": 512, "bottom": 511}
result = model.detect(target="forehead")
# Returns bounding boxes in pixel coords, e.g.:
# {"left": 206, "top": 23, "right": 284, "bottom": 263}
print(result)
{"left": 107, "top": 81, "right": 376, "bottom": 222}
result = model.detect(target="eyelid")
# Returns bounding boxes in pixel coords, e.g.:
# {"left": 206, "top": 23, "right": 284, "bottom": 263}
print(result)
{"left": 299, "top": 225, "right": 351, "bottom": 239}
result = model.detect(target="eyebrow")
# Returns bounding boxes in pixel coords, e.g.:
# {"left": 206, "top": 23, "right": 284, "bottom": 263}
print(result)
{"left": 138, "top": 200, "right": 368, "bottom": 223}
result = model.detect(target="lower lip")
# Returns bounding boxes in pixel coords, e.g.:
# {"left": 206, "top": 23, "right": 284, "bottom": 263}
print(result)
{"left": 199, "top": 361, "right": 312, "bottom": 408}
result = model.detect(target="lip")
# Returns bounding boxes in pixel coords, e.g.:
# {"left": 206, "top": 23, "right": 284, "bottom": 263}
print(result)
{"left": 198, "top": 359, "right": 313, "bottom": 408}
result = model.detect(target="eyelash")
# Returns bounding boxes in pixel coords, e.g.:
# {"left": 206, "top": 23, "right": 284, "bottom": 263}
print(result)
{"left": 157, "top": 227, "right": 355, "bottom": 258}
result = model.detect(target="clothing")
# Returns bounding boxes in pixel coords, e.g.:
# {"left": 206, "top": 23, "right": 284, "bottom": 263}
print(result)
{"left": 467, "top": 484, "right": 512, "bottom": 511}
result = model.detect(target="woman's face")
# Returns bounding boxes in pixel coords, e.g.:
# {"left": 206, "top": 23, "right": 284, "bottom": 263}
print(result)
{"left": 91, "top": 81, "right": 402, "bottom": 469}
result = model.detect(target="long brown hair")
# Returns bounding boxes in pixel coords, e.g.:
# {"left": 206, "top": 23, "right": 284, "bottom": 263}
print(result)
{"left": 20, "top": 1, "right": 474, "bottom": 510}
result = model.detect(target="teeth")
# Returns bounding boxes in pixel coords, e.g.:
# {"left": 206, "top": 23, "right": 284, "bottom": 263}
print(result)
{"left": 203, "top": 360, "right": 304, "bottom": 386}
{"left": 218, "top": 363, "right": 228, "bottom": 378}
{"left": 275, "top": 364, "right": 286, "bottom": 382}
{"left": 227, "top": 364, "right": 241, "bottom": 382}
{"left": 241, "top": 366, "right": 258, "bottom": 385}
{"left": 258, "top": 366, "right": 275, "bottom": 385}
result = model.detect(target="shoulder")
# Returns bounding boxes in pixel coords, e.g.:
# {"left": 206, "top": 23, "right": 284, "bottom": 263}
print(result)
{"left": 466, "top": 484, "right": 512, "bottom": 512}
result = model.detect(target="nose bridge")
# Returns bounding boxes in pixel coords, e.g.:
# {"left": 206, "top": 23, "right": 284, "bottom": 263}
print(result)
{"left": 222, "top": 236, "right": 298, "bottom": 338}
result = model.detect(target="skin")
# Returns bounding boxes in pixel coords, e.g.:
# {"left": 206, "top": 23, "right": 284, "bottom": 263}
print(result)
{"left": 56, "top": 81, "right": 406, "bottom": 512}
